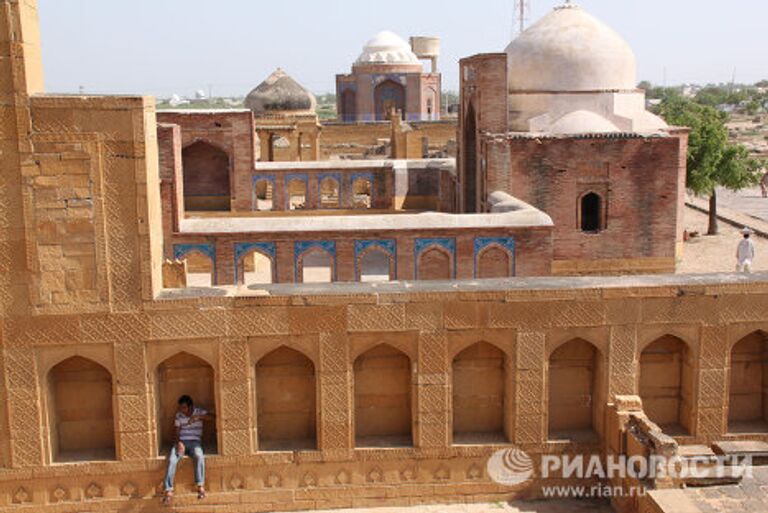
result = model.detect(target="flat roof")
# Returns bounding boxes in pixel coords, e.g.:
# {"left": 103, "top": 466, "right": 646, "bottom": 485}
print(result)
{"left": 180, "top": 207, "right": 552, "bottom": 234}
{"left": 252, "top": 158, "right": 455, "bottom": 171}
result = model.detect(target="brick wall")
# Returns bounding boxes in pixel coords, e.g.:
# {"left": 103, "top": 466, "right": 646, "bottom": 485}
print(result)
{"left": 486, "top": 134, "right": 687, "bottom": 272}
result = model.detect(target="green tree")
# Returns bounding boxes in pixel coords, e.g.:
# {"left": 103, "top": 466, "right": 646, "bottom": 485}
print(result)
{"left": 659, "top": 97, "right": 763, "bottom": 235}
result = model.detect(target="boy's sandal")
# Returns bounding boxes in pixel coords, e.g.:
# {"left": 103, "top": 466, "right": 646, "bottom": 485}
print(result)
{"left": 162, "top": 491, "right": 173, "bottom": 506}
{"left": 197, "top": 488, "right": 207, "bottom": 500}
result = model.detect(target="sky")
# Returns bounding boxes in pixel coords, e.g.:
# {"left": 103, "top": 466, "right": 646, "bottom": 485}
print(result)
{"left": 38, "top": 0, "right": 768, "bottom": 98}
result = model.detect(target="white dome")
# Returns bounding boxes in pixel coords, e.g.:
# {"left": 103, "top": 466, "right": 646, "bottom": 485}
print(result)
{"left": 505, "top": 4, "right": 637, "bottom": 92}
{"left": 355, "top": 30, "right": 421, "bottom": 66}
{"left": 549, "top": 110, "right": 620, "bottom": 134}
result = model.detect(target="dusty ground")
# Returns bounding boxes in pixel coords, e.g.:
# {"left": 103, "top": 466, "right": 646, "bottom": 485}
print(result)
{"left": 678, "top": 206, "right": 767, "bottom": 274}
{"left": 274, "top": 500, "right": 614, "bottom": 513}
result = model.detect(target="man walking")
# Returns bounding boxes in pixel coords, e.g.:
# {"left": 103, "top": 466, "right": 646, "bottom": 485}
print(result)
{"left": 761, "top": 170, "right": 768, "bottom": 198}
{"left": 736, "top": 228, "right": 756, "bottom": 273}
{"left": 162, "top": 395, "right": 215, "bottom": 506}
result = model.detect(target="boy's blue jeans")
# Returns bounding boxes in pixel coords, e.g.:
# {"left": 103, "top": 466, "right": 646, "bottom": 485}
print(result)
{"left": 163, "top": 440, "right": 205, "bottom": 491}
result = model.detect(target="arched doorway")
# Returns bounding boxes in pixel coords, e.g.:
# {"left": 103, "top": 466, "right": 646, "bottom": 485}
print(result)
{"left": 256, "top": 347, "right": 317, "bottom": 451}
{"left": 182, "top": 141, "right": 231, "bottom": 212}
{"left": 463, "top": 103, "right": 478, "bottom": 213}
{"left": 580, "top": 192, "right": 604, "bottom": 232}
{"left": 48, "top": 357, "right": 115, "bottom": 462}
{"left": 354, "top": 344, "right": 412, "bottom": 447}
{"left": 729, "top": 331, "right": 768, "bottom": 433}
{"left": 639, "top": 336, "right": 693, "bottom": 436}
{"left": 548, "top": 339, "right": 604, "bottom": 442}
{"left": 155, "top": 353, "right": 217, "bottom": 454}
{"left": 452, "top": 342, "right": 507, "bottom": 444}
{"left": 374, "top": 80, "right": 405, "bottom": 121}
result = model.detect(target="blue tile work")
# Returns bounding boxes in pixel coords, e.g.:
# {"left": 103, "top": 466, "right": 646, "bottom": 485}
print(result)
{"left": 173, "top": 243, "right": 216, "bottom": 284}
{"left": 285, "top": 173, "right": 309, "bottom": 209}
{"left": 350, "top": 172, "right": 376, "bottom": 205}
{"left": 371, "top": 74, "right": 407, "bottom": 87}
{"left": 473, "top": 237, "right": 516, "bottom": 278}
{"left": 234, "top": 242, "right": 276, "bottom": 281}
{"left": 294, "top": 241, "right": 337, "bottom": 282}
{"left": 414, "top": 238, "right": 456, "bottom": 279}
{"left": 251, "top": 175, "right": 276, "bottom": 211}
{"left": 174, "top": 243, "right": 215, "bottom": 262}
{"left": 354, "top": 239, "right": 397, "bottom": 280}
{"left": 317, "top": 173, "right": 343, "bottom": 208}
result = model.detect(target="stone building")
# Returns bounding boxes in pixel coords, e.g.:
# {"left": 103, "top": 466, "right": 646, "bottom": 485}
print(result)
{"left": 1, "top": 2, "right": 767, "bottom": 513}
{"left": 336, "top": 31, "right": 442, "bottom": 122}
{"left": 460, "top": 3, "right": 688, "bottom": 275}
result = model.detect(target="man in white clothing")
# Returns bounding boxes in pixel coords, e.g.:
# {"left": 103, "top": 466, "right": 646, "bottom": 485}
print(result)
{"left": 736, "top": 228, "right": 756, "bottom": 273}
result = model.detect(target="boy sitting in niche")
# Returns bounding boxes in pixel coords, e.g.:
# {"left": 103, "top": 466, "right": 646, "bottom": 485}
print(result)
{"left": 162, "top": 395, "right": 215, "bottom": 506}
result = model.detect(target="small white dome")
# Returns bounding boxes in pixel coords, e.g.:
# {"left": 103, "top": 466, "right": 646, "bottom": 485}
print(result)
{"left": 506, "top": 4, "right": 637, "bottom": 92}
{"left": 355, "top": 30, "right": 421, "bottom": 66}
{"left": 549, "top": 110, "right": 621, "bottom": 134}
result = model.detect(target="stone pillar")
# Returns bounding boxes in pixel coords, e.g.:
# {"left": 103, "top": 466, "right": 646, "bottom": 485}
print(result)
{"left": 4, "top": 345, "right": 45, "bottom": 467}
{"left": 218, "top": 338, "right": 254, "bottom": 455}
{"left": 608, "top": 325, "right": 638, "bottom": 400}
{"left": 114, "top": 341, "right": 155, "bottom": 461}
{"left": 696, "top": 325, "right": 729, "bottom": 442}
{"left": 415, "top": 332, "right": 450, "bottom": 448}
{"left": 318, "top": 332, "right": 353, "bottom": 458}
{"left": 514, "top": 331, "right": 547, "bottom": 446}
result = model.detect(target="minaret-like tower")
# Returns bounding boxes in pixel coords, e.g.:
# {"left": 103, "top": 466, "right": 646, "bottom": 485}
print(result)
{"left": 513, "top": 0, "right": 531, "bottom": 35}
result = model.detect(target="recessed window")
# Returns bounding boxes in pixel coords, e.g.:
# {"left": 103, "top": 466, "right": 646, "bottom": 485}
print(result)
{"left": 580, "top": 192, "right": 603, "bottom": 233}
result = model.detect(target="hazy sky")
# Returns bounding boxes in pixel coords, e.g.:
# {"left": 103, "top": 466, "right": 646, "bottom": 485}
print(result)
{"left": 38, "top": 0, "right": 767, "bottom": 98}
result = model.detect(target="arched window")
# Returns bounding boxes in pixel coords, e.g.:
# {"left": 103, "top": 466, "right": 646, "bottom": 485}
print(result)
{"left": 254, "top": 179, "right": 274, "bottom": 211}
{"left": 300, "top": 249, "right": 334, "bottom": 283}
{"left": 640, "top": 336, "right": 693, "bottom": 436}
{"left": 48, "top": 357, "right": 115, "bottom": 462}
{"left": 319, "top": 177, "right": 340, "bottom": 209}
{"left": 477, "top": 245, "right": 512, "bottom": 279}
{"left": 418, "top": 247, "right": 452, "bottom": 281}
{"left": 352, "top": 178, "right": 372, "bottom": 209}
{"left": 359, "top": 249, "right": 392, "bottom": 282}
{"left": 256, "top": 347, "right": 316, "bottom": 451}
{"left": 549, "top": 339, "right": 604, "bottom": 442}
{"left": 453, "top": 342, "right": 507, "bottom": 444}
{"left": 183, "top": 250, "right": 214, "bottom": 288}
{"left": 580, "top": 192, "right": 603, "bottom": 232}
{"left": 729, "top": 331, "right": 768, "bottom": 434}
{"left": 182, "top": 141, "right": 231, "bottom": 212}
{"left": 287, "top": 179, "right": 307, "bottom": 210}
{"left": 156, "top": 353, "right": 217, "bottom": 454}
{"left": 239, "top": 250, "right": 274, "bottom": 286}
{"left": 354, "top": 344, "right": 412, "bottom": 448}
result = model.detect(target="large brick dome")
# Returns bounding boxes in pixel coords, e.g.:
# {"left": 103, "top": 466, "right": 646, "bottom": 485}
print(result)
{"left": 505, "top": 3, "right": 637, "bottom": 93}
{"left": 245, "top": 68, "right": 316, "bottom": 116}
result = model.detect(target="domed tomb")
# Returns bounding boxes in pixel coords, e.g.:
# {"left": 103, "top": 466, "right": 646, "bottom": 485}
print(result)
{"left": 505, "top": 3, "right": 636, "bottom": 93}
{"left": 245, "top": 69, "right": 317, "bottom": 116}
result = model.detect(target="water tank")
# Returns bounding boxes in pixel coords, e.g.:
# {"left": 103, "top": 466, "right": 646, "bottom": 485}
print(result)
{"left": 409, "top": 36, "right": 441, "bottom": 58}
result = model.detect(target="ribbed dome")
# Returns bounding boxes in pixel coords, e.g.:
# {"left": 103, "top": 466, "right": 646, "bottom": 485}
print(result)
{"left": 506, "top": 4, "right": 637, "bottom": 92}
{"left": 245, "top": 69, "right": 316, "bottom": 116}
{"left": 355, "top": 31, "right": 421, "bottom": 66}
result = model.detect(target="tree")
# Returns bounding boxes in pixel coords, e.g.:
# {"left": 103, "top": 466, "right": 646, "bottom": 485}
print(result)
{"left": 658, "top": 97, "right": 763, "bottom": 235}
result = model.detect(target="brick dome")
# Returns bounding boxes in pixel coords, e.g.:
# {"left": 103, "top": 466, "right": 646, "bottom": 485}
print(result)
{"left": 245, "top": 69, "right": 316, "bottom": 116}
{"left": 505, "top": 4, "right": 637, "bottom": 92}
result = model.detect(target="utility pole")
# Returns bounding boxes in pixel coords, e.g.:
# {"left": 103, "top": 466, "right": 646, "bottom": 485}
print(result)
{"left": 513, "top": 0, "right": 531, "bottom": 36}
